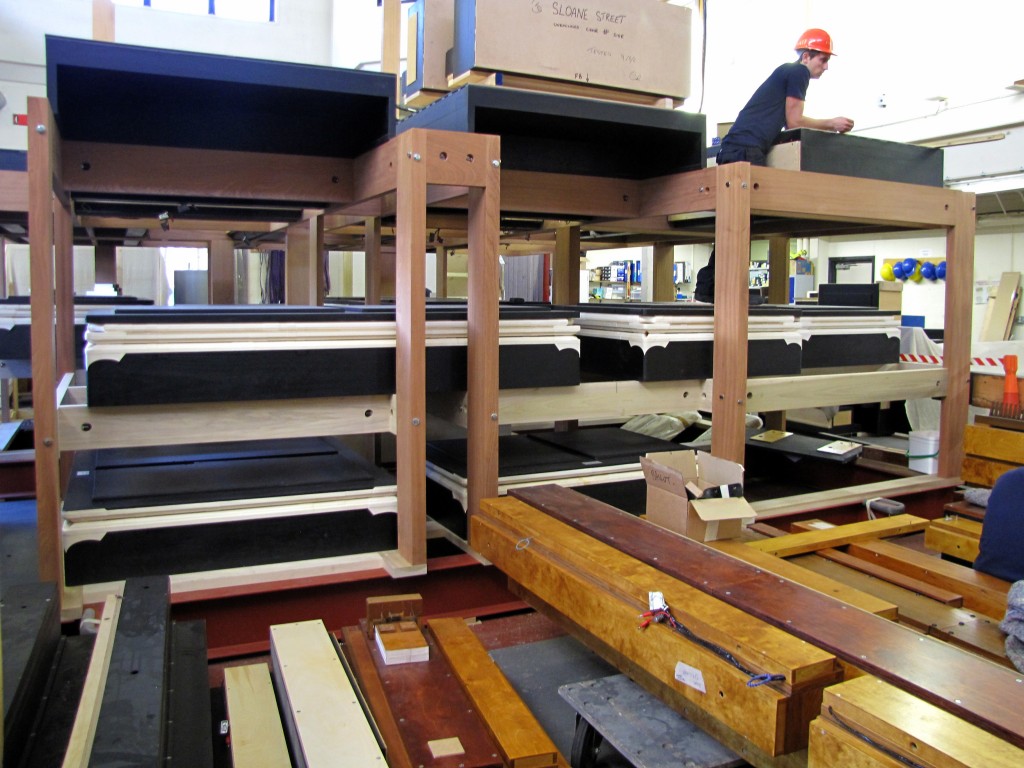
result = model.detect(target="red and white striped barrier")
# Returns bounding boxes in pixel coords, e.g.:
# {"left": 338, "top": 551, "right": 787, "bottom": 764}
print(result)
{"left": 899, "top": 353, "right": 1004, "bottom": 368}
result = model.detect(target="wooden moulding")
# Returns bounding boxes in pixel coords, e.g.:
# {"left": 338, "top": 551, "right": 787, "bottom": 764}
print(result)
{"left": 809, "top": 675, "right": 1024, "bottom": 768}
{"left": 845, "top": 539, "right": 1010, "bottom": 620}
{"left": 472, "top": 496, "right": 843, "bottom": 757}
{"left": 427, "top": 617, "right": 560, "bottom": 768}
{"left": 744, "top": 515, "right": 930, "bottom": 558}
{"left": 506, "top": 485, "right": 1024, "bottom": 749}
{"left": 924, "top": 517, "right": 982, "bottom": 563}
{"left": 223, "top": 664, "right": 291, "bottom": 768}
{"left": 814, "top": 548, "right": 965, "bottom": 606}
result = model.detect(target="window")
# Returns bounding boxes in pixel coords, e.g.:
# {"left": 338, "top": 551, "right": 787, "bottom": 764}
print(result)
{"left": 113, "top": 0, "right": 275, "bottom": 22}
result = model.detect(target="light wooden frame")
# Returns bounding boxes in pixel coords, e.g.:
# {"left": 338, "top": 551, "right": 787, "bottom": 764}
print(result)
{"left": 29, "top": 89, "right": 974, "bottom": 604}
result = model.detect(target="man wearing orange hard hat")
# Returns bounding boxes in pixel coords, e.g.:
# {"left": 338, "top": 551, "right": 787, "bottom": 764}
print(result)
{"left": 716, "top": 28, "right": 854, "bottom": 166}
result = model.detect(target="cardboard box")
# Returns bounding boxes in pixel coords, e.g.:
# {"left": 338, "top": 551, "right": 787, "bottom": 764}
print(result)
{"left": 641, "top": 451, "right": 755, "bottom": 541}
{"left": 449, "top": 0, "right": 691, "bottom": 99}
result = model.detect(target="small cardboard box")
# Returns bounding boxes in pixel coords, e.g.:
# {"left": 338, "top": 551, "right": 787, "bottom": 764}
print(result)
{"left": 641, "top": 451, "right": 755, "bottom": 542}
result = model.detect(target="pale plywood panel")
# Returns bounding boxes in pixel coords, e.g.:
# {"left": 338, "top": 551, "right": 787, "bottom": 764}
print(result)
{"left": 270, "top": 620, "right": 385, "bottom": 768}
{"left": 224, "top": 664, "right": 290, "bottom": 768}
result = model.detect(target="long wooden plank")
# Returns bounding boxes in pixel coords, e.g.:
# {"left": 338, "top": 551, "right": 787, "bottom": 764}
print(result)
{"left": 342, "top": 620, "right": 503, "bottom": 768}
{"left": 338, "top": 627, "right": 414, "bottom": 768}
{"left": 846, "top": 539, "right": 1010, "bottom": 619}
{"left": 223, "top": 664, "right": 291, "bottom": 768}
{"left": 427, "top": 617, "right": 559, "bottom": 768}
{"left": 61, "top": 594, "right": 122, "bottom": 768}
{"left": 270, "top": 619, "right": 385, "bottom": 768}
{"left": 818, "top": 675, "right": 1024, "bottom": 768}
{"left": 89, "top": 576, "right": 170, "bottom": 767}
{"left": 745, "top": 515, "right": 929, "bottom": 557}
{"left": 925, "top": 518, "right": 982, "bottom": 563}
{"left": 509, "top": 485, "right": 1024, "bottom": 748}
{"left": 473, "top": 497, "right": 842, "bottom": 758}
{"left": 791, "top": 555, "right": 1010, "bottom": 665}
{"left": 709, "top": 539, "right": 899, "bottom": 619}
{"left": 815, "top": 548, "right": 964, "bottom": 605}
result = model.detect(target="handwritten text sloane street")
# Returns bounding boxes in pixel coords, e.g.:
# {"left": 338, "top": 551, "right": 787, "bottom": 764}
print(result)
{"left": 550, "top": 3, "right": 627, "bottom": 24}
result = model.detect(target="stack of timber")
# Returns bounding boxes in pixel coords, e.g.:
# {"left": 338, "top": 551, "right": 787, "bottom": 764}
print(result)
{"left": 475, "top": 485, "right": 1024, "bottom": 767}
{"left": 340, "top": 614, "right": 564, "bottom": 767}
{"left": 472, "top": 490, "right": 845, "bottom": 766}
{"left": 732, "top": 518, "right": 1012, "bottom": 666}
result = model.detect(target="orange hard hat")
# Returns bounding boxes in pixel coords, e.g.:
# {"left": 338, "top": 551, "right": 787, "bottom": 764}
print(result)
{"left": 795, "top": 28, "right": 836, "bottom": 55}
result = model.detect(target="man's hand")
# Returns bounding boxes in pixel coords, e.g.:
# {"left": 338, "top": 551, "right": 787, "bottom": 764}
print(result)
{"left": 829, "top": 116, "right": 854, "bottom": 133}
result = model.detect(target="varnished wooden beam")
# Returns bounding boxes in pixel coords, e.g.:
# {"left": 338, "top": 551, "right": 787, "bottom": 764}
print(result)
{"left": 62, "top": 141, "right": 353, "bottom": 204}
{"left": 712, "top": 162, "right": 752, "bottom": 463}
{"left": 509, "top": 484, "right": 1024, "bottom": 749}
{"left": 28, "top": 96, "right": 62, "bottom": 585}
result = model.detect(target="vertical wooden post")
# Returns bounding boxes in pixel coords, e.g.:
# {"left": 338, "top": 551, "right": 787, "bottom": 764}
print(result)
{"left": 285, "top": 215, "right": 324, "bottom": 305}
{"left": 767, "top": 235, "right": 790, "bottom": 305}
{"left": 434, "top": 243, "right": 448, "bottom": 298}
{"left": 92, "top": 0, "right": 115, "bottom": 42}
{"left": 394, "top": 131, "right": 428, "bottom": 567}
{"left": 652, "top": 242, "right": 676, "bottom": 301}
{"left": 552, "top": 225, "right": 580, "bottom": 304}
{"left": 364, "top": 216, "right": 382, "bottom": 304}
{"left": 54, "top": 200, "right": 75, "bottom": 377}
{"left": 27, "top": 96, "right": 62, "bottom": 585}
{"left": 711, "top": 162, "right": 752, "bottom": 464}
{"left": 938, "top": 192, "right": 975, "bottom": 477}
{"left": 465, "top": 135, "right": 501, "bottom": 524}
{"left": 208, "top": 238, "right": 236, "bottom": 304}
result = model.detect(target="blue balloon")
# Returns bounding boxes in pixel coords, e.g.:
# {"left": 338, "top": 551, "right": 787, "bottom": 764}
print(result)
{"left": 921, "top": 262, "right": 936, "bottom": 280}
{"left": 936, "top": 261, "right": 947, "bottom": 280}
{"left": 901, "top": 258, "right": 917, "bottom": 275}
{"left": 892, "top": 262, "right": 905, "bottom": 280}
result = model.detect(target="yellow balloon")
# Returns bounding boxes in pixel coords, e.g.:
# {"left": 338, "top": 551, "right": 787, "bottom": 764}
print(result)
{"left": 910, "top": 263, "right": 923, "bottom": 282}
{"left": 881, "top": 263, "right": 895, "bottom": 281}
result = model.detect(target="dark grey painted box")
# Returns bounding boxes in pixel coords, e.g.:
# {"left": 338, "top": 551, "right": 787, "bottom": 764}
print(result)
{"left": 768, "top": 129, "right": 943, "bottom": 186}
{"left": 398, "top": 84, "right": 706, "bottom": 179}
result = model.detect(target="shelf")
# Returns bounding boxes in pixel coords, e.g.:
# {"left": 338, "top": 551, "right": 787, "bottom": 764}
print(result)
{"left": 428, "top": 363, "right": 948, "bottom": 428}
{"left": 56, "top": 380, "right": 396, "bottom": 452}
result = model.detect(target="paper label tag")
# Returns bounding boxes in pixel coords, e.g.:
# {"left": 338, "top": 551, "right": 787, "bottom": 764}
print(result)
{"left": 649, "top": 591, "right": 668, "bottom": 611}
{"left": 674, "top": 661, "right": 707, "bottom": 693}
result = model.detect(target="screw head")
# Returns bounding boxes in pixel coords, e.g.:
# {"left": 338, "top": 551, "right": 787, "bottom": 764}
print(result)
{"left": 35, "top": 124, "right": 47, "bottom": 134}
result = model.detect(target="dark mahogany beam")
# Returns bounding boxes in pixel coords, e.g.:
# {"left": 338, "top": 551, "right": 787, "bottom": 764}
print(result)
{"left": 508, "top": 484, "right": 1024, "bottom": 749}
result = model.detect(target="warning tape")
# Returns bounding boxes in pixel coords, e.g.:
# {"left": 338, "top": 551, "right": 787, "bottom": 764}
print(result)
{"left": 899, "top": 353, "right": 1004, "bottom": 367}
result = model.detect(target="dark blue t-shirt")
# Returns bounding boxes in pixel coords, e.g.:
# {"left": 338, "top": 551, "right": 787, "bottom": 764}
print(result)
{"left": 722, "top": 61, "right": 810, "bottom": 154}
{"left": 975, "top": 467, "right": 1024, "bottom": 583}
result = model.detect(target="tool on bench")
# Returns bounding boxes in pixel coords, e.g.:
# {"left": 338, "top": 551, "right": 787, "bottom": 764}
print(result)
{"left": 990, "top": 354, "right": 1021, "bottom": 420}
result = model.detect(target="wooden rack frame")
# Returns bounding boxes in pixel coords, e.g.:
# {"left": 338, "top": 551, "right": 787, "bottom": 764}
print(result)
{"left": 28, "top": 90, "right": 975, "bottom": 608}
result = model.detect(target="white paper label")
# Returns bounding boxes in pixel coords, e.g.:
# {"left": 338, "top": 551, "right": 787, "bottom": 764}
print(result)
{"left": 648, "top": 591, "right": 668, "bottom": 611}
{"left": 674, "top": 661, "right": 707, "bottom": 693}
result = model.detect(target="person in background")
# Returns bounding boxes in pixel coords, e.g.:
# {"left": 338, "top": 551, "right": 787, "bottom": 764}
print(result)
{"left": 974, "top": 467, "right": 1024, "bottom": 583}
{"left": 717, "top": 28, "right": 854, "bottom": 167}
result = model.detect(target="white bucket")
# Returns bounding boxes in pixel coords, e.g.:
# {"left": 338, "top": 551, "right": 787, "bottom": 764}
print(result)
{"left": 908, "top": 430, "right": 940, "bottom": 474}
